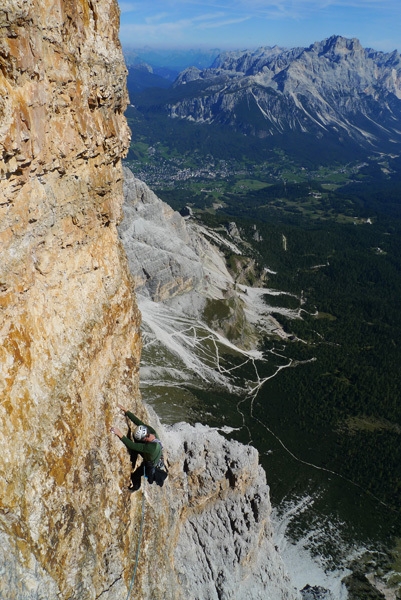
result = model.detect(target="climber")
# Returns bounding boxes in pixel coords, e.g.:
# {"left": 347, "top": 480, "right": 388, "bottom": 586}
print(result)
{"left": 110, "top": 404, "right": 167, "bottom": 490}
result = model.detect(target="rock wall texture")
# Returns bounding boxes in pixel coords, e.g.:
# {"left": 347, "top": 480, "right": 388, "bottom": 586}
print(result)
{"left": 0, "top": 1, "right": 142, "bottom": 598}
{"left": 0, "top": 2, "right": 299, "bottom": 599}
{"left": 127, "top": 418, "right": 299, "bottom": 600}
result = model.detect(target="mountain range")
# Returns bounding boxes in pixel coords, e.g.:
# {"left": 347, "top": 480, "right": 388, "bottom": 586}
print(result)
{"left": 129, "top": 36, "right": 401, "bottom": 161}
{"left": 123, "top": 47, "right": 221, "bottom": 81}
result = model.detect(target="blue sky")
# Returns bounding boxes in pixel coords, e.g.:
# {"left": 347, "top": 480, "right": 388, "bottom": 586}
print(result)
{"left": 118, "top": 0, "right": 401, "bottom": 53}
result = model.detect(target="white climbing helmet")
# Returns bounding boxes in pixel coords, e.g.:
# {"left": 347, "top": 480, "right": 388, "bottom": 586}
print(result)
{"left": 134, "top": 425, "right": 148, "bottom": 441}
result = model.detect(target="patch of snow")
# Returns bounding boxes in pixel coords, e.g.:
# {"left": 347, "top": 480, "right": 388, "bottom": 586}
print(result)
{"left": 273, "top": 498, "right": 353, "bottom": 600}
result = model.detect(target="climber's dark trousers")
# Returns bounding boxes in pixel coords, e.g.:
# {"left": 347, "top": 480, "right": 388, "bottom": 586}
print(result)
{"left": 129, "top": 461, "right": 155, "bottom": 489}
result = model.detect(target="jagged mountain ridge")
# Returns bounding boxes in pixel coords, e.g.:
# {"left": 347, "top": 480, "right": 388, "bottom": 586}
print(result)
{"left": 168, "top": 36, "right": 401, "bottom": 153}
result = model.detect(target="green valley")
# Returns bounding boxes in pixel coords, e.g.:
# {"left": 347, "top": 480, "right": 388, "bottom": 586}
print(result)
{"left": 124, "top": 83, "right": 401, "bottom": 599}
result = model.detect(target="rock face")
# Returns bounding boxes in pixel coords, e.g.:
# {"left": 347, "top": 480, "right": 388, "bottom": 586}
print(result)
{"left": 149, "top": 420, "right": 299, "bottom": 600}
{"left": 0, "top": 1, "right": 141, "bottom": 598}
{"left": 120, "top": 166, "right": 236, "bottom": 305}
{"left": 0, "top": 3, "right": 299, "bottom": 599}
{"left": 120, "top": 167, "right": 207, "bottom": 303}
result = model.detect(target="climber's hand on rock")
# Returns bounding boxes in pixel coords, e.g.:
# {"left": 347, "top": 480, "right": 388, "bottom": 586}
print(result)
{"left": 118, "top": 404, "right": 126, "bottom": 414}
{"left": 110, "top": 427, "right": 122, "bottom": 438}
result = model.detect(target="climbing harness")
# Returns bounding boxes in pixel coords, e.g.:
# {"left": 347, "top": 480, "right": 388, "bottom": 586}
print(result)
{"left": 153, "top": 438, "right": 164, "bottom": 466}
{"left": 125, "top": 466, "right": 147, "bottom": 600}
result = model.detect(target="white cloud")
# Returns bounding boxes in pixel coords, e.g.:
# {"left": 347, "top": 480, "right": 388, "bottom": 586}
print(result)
{"left": 118, "top": 0, "right": 401, "bottom": 51}
{"left": 156, "top": 0, "right": 399, "bottom": 9}
{"left": 120, "top": 10, "right": 250, "bottom": 40}
{"left": 198, "top": 16, "right": 251, "bottom": 29}
{"left": 118, "top": 0, "right": 399, "bottom": 19}
{"left": 145, "top": 12, "right": 170, "bottom": 24}
{"left": 192, "top": 12, "right": 226, "bottom": 21}
{"left": 121, "top": 20, "right": 189, "bottom": 38}
{"left": 231, "top": 0, "right": 396, "bottom": 5}
{"left": 118, "top": 2, "right": 142, "bottom": 14}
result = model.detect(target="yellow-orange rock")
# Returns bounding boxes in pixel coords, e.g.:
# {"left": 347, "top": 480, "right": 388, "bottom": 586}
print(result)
{"left": 0, "top": 1, "right": 143, "bottom": 597}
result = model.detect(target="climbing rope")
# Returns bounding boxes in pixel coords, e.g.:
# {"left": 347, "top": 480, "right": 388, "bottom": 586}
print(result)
{"left": 125, "top": 466, "right": 147, "bottom": 600}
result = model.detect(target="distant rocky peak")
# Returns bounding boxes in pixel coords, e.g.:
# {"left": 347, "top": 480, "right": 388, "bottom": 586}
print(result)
{"left": 132, "top": 62, "right": 154, "bottom": 74}
{"left": 175, "top": 65, "right": 202, "bottom": 84}
{"left": 312, "top": 34, "right": 364, "bottom": 58}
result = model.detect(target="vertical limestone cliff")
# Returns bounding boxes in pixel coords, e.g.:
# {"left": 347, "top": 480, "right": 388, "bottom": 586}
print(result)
{"left": 0, "top": 2, "right": 299, "bottom": 599}
{"left": 0, "top": 1, "right": 141, "bottom": 597}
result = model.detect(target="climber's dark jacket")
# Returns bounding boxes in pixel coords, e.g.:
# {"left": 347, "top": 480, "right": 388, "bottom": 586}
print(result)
{"left": 120, "top": 412, "right": 162, "bottom": 465}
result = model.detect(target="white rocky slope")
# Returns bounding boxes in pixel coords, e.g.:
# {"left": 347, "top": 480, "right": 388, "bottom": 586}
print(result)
{"left": 120, "top": 166, "right": 236, "bottom": 305}
{"left": 119, "top": 167, "right": 296, "bottom": 347}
